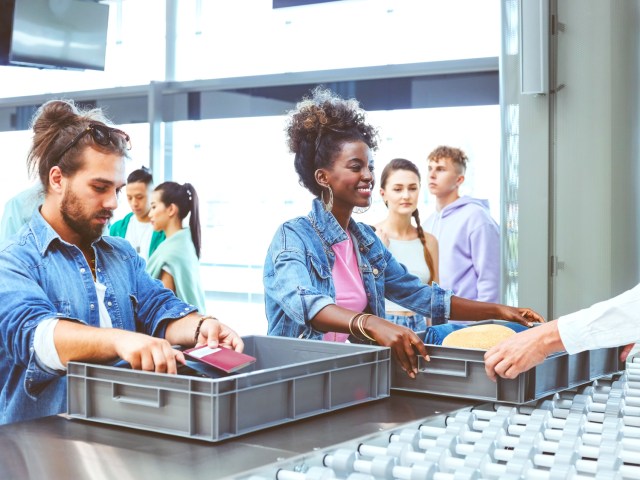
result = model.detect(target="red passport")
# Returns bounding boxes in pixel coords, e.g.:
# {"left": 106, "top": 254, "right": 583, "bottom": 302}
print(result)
{"left": 183, "top": 345, "right": 256, "bottom": 374}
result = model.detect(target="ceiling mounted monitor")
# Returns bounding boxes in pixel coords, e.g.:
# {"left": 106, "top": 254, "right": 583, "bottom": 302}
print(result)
{"left": 6, "top": 0, "right": 110, "bottom": 71}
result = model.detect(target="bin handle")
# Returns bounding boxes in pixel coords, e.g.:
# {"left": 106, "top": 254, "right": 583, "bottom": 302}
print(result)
{"left": 112, "top": 385, "right": 163, "bottom": 408}
{"left": 417, "top": 357, "right": 469, "bottom": 378}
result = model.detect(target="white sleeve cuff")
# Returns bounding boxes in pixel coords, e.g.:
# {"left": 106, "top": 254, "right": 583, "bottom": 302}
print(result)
{"left": 556, "top": 315, "right": 583, "bottom": 355}
{"left": 34, "top": 318, "right": 66, "bottom": 371}
{"left": 556, "top": 283, "right": 640, "bottom": 355}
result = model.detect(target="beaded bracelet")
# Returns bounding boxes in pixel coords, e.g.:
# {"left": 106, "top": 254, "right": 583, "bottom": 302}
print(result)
{"left": 194, "top": 315, "right": 217, "bottom": 343}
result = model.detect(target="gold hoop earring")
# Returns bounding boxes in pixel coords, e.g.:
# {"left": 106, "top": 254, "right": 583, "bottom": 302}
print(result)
{"left": 353, "top": 204, "right": 370, "bottom": 214}
{"left": 320, "top": 186, "right": 333, "bottom": 212}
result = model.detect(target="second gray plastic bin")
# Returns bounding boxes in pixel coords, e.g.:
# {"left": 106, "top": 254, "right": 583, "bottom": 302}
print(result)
{"left": 67, "top": 335, "right": 390, "bottom": 442}
{"left": 391, "top": 342, "right": 622, "bottom": 403}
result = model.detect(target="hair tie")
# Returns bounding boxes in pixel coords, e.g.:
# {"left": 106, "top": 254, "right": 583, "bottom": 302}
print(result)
{"left": 186, "top": 189, "right": 192, "bottom": 201}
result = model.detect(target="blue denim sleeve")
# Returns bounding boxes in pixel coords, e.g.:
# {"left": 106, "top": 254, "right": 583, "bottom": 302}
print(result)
{"left": 25, "top": 354, "right": 66, "bottom": 398}
{"left": 129, "top": 252, "right": 198, "bottom": 338}
{"left": 264, "top": 224, "right": 335, "bottom": 335}
{"left": 0, "top": 249, "right": 71, "bottom": 396}
{"left": 382, "top": 251, "right": 453, "bottom": 324}
{"left": 269, "top": 250, "right": 334, "bottom": 321}
{"left": 429, "top": 282, "right": 453, "bottom": 325}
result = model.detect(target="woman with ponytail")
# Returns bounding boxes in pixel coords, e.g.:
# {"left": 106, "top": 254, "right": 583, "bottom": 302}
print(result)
{"left": 146, "top": 181, "right": 206, "bottom": 312}
{"left": 374, "top": 158, "right": 439, "bottom": 332}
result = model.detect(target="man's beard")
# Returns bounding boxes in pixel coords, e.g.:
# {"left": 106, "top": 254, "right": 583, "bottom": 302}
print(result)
{"left": 61, "top": 188, "right": 111, "bottom": 245}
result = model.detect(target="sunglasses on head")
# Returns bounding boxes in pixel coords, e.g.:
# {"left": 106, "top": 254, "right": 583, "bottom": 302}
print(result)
{"left": 56, "top": 123, "right": 132, "bottom": 164}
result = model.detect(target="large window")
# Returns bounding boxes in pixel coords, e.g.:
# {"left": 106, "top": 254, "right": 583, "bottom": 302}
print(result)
{"left": 0, "top": 0, "right": 502, "bottom": 336}
{"left": 0, "top": 0, "right": 499, "bottom": 98}
{"left": 0, "top": 124, "right": 149, "bottom": 208}
{"left": 166, "top": 104, "right": 499, "bottom": 334}
{"left": 173, "top": 0, "right": 500, "bottom": 80}
{"left": 0, "top": 129, "right": 33, "bottom": 210}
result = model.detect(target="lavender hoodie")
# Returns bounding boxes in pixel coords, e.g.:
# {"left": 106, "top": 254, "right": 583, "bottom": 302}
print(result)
{"left": 423, "top": 196, "right": 500, "bottom": 304}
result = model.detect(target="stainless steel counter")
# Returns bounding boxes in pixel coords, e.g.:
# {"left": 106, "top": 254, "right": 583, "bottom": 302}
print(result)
{"left": 0, "top": 392, "right": 476, "bottom": 479}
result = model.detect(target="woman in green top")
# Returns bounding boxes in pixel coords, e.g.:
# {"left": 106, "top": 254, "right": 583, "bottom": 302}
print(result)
{"left": 146, "top": 181, "right": 206, "bottom": 312}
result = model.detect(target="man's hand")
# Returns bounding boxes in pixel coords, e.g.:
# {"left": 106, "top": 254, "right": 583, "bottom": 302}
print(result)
{"left": 484, "top": 321, "right": 564, "bottom": 381}
{"left": 620, "top": 343, "right": 636, "bottom": 363}
{"left": 196, "top": 317, "right": 244, "bottom": 352}
{"left": 54, "top": 320, "right": 184, "bottom": 373}
{"left": 112, "top": 330, "right": 185, "bottom": 374}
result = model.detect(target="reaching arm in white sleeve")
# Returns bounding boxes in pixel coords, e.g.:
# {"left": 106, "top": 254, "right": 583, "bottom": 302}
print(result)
{"left": 485, "top": 283, "right": 640, "bottom": 381}
{"left": 557, "top": 283, "right": 640, "bottom": 354}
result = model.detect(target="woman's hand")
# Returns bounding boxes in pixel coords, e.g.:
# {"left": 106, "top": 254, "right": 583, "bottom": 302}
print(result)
{"left": 310, "top": 306, "right": 427, "bottom": 378}
{"left": 493, "top": 305, "right": 545, "bottom": 327}
{"left": 364, "top": 316, "right": 428, "bottom": 378}
{"left": 450, "top": 296, "right": 545, "bottom": 327}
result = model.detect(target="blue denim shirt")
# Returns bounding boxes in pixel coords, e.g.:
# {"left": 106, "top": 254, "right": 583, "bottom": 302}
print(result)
{"left": 0, "top": 210, "right": 198, "bottom": 424}
{"left": 263, "top": 198, "right": 453, "bottom": 340}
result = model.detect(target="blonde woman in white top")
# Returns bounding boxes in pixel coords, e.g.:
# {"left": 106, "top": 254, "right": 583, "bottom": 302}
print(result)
{"left": 374, "top": 158, "right": 439, "bottom": 332}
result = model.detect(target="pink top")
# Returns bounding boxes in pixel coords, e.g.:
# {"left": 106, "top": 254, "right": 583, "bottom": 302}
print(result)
{"left": 323, "top": 233, "right": 367, "bottom": 343}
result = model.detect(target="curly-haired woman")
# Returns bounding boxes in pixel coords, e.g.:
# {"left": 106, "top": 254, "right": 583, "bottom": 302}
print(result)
{"left": 263, "top": 87, "right": 543, "bottom": 378}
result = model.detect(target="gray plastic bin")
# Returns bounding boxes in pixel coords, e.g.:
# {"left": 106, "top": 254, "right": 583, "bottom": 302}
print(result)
{"left": 67, "top": 335, "right": 390, "bottom": 442}
{"left": 391, "top": 336, "right": 622, "bottom": 403}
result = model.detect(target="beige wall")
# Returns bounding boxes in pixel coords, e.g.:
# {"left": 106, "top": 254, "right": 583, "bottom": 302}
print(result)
{"left": 508, "top": 0, "right": 640, "bottom": 319}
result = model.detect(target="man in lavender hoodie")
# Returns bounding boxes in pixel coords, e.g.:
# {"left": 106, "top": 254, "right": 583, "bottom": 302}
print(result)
{"left": 423, "top": 146, "right": 500, "bottom": 306}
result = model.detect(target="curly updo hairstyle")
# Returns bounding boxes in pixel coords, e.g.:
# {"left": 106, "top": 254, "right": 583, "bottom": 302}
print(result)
{"left": 27, "top": 99, "right": 129, "bottom": 192}
{"left": 286, "top": 86, "right": 380, "bottom": 197}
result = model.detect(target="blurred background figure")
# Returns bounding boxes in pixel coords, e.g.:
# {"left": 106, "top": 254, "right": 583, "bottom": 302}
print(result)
{"left": 374, "top": 158, "right": 439, "bottom": 332}
{"left": 146, "top": 181, "right": 206, "bottom": 312}
{"left": 423, "top": 146, "right": 500, "bottom": 306}
{"left": 0, "top": 183, "right": 44, "bottom": 242}
{"left": 109, "top": 166, "right": 165, "bottom": 261}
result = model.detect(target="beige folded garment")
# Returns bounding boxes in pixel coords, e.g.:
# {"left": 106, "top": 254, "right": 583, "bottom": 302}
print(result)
{"left": 441, "top": 324, "right": 516, "bottom": 350}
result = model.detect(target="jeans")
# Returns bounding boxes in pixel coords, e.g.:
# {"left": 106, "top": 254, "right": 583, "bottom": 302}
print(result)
{"left": 421, "top": 322, "right": 528, "bottom": 345}
{"left": 385, "top": 313, "right": 427, "bottom": 332}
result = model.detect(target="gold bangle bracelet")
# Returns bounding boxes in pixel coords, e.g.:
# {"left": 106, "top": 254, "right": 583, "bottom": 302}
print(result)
{"left": 356, "top": 314, "right": 374, "bottom": 342}
{"left": 348, "top": 313, "right": 360, "bottom": 338}
{"left": 357, "top": 314, "right": 376, "bottom": 342}
{"left": 350, "top": 313, "right": 367, "bottom": 341}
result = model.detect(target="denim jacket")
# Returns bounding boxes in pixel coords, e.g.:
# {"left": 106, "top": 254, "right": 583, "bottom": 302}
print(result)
{"left": 263, "top": 198, "right": 452, "bottom": 340}
{"left": 0, "top": 210, "right": 197, "bottom": 424}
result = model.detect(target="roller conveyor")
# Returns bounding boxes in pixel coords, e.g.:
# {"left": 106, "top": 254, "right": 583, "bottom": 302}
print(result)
{"left": 232, "top": 357, "right": 640, "bottom": 480}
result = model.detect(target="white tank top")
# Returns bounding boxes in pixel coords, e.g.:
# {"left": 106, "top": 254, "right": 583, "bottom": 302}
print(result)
{"left": 385, "top": 237, "right": 431, "bottom": 312}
